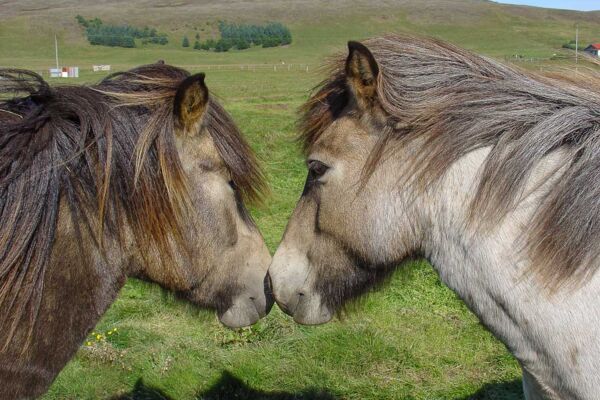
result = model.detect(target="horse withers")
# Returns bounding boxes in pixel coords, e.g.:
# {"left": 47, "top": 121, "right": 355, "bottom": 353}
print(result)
{"left": 269, "top": 36, "right": 600, "bottom": 399}
{"left": 0, "top": 65, "right": 272, "bottom": 398}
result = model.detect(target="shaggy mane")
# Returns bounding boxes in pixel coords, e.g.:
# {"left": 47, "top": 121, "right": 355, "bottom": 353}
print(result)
{"left": 0, "top": 64, "right": 264, "bottom": 348}
{"left": 300, "top": 34, "right": 600, "bottom": 289}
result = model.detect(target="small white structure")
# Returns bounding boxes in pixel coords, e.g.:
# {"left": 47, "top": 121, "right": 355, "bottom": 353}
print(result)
{"left": 93, "top": 65, "right": 111, "bottom": 72}
{"left": 49, "top": 67, "right": 79, "bottom": 78}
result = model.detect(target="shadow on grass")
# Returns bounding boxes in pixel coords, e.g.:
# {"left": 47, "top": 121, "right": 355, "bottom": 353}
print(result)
{"left": 110, "top": 373, "right": 524, "bottom": 400}
{"left": 457, "top": 379, "right": 524, "bottom": 400}
{"left": 110, "top": 370, "right": 338, "bottom": 400}
{"left": 109, "top": 378, "right": 172, "bottom": 400}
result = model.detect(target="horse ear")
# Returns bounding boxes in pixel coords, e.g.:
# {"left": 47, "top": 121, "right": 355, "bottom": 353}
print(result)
{"left": 345, "top": 41, "right": 379, "bottom": 105}
{"left": 174, "top": 73, "right": 209, "bottom": 130}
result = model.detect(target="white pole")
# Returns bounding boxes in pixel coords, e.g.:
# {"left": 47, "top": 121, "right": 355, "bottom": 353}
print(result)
{"left": 575, "top": 24, "right": 579, "bottom": 65}
{"left": 55, "top": 34, "right": 59, "bottom": 69}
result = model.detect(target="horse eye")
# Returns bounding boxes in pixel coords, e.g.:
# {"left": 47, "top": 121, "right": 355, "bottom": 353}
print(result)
{"left": 307, "top": 160, "right": 330, "bottom": 179}
{"left": 228, "top": 180, "right": 236, "bottom": 190}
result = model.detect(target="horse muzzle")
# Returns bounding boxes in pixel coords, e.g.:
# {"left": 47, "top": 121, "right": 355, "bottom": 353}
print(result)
{"left": 218, "top": 273, "right": 274, "bottom": 329}
{"left": 268, "top": 253, "right": 333, "bottom": 325}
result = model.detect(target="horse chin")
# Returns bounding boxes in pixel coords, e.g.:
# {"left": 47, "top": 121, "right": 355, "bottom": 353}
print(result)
{"left": 218, "top": 299, "right": 261, "bottom": 328}
{"left": 275, "top": 291, "right": 333, "bottom": 326}
{"left": 293, "top": 296, "right": 333, "bottom": 325}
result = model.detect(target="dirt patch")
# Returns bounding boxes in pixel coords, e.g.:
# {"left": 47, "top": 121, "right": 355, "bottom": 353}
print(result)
{"left": 254, "top": 103, "right": 290, "bottom": 111}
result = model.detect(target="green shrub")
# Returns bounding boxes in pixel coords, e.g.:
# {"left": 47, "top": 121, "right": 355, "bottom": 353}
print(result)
{"left": 76, "top": 16, "right": 168, "bottom": 48}
{"left": 562, "top": 40, "right": 586, "bottom": 50}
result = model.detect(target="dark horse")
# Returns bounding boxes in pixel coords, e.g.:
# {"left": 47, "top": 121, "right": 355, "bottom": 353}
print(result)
{"left": 0, "top": 64, "right": 273, "bottom": 398}
{"left": 270, "top": 36, "right": 600, "bottom": 399}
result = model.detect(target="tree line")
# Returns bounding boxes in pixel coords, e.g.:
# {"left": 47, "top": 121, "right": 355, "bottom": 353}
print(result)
{"left": 183, "top": 21, "right": 292, "bottom": 52}
{"left": 76, "top": 16, "right": 168, "bottom": 48}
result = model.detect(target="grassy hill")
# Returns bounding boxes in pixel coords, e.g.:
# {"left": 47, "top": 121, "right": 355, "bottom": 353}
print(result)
{"left": 1, "top": 0, "right": 600, "bottom": 72}
{"left": 1, "top": 1, "right": 599, "bottom": 399}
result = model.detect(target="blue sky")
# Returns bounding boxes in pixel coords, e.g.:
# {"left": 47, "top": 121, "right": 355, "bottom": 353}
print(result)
{"left": 494, "top": 1, "right": 599, "bottom": 11}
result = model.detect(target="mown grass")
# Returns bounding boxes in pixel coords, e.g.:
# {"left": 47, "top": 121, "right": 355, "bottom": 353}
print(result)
{"left": 2, "top": 1, "right": 599, "bottom": 398}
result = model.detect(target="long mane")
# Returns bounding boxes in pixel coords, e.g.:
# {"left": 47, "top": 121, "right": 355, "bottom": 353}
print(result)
{"left": 0, "top": 64, "right": 263, "bottom": 347}
{"left": 300, "top": 34, "right": 600, "bottom": 289}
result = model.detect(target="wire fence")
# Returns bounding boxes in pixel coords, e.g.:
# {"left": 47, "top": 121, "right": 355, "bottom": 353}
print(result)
{"left": 10, "top": 55, "right": 599, "bottom": 80}
{"left": 13, "top": 63, "right": 313, "bottom": 79}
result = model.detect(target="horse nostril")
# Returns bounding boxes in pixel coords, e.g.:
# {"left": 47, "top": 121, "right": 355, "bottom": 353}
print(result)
{"left": 249, "top": 296, "right": 256, "bottom": 301}
{"left": 298, "top": 292, "right": 304, "bottom": 297}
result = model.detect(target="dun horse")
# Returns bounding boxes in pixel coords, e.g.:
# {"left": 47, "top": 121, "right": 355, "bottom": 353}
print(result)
{"left": 269, "top": 35, "right": 600, "bottom": 399}
{"left": 0, "top": 65, "right": 272, "bottom": 398}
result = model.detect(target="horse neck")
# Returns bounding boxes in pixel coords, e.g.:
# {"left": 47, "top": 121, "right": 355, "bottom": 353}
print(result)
{"left": 417, "top": 145, "right": 600, "bottom": 396}
{"left": 419, "top": 146, "right": 553, "bottom": 330}
{"left": 0, "top": 204, "right": 128, "bottom": 399}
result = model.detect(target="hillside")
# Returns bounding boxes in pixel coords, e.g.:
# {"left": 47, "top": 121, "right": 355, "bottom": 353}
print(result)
{"left": 1, "top": 0, "right": 600, "bottom": 72}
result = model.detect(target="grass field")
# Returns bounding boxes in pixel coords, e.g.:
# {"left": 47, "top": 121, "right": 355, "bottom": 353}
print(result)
{"left": 2, "top": 1, "right": 600, "bottom": 398}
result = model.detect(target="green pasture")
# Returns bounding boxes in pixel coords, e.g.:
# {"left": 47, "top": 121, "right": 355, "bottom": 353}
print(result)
{"left": 2, "top": 1, "right": 600, "bottom": 398}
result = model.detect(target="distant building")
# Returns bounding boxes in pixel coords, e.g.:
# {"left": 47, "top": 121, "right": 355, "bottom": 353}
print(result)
{"left": 584, "top": 44, "right": 600, "bottom": 57}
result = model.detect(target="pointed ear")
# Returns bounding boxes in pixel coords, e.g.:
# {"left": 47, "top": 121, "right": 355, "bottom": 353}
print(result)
{"left": 345, "top": 41, "right": 379, "bottom": 105}
{"left": 174, "top": 73, "right": 209, "bottom": 130}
